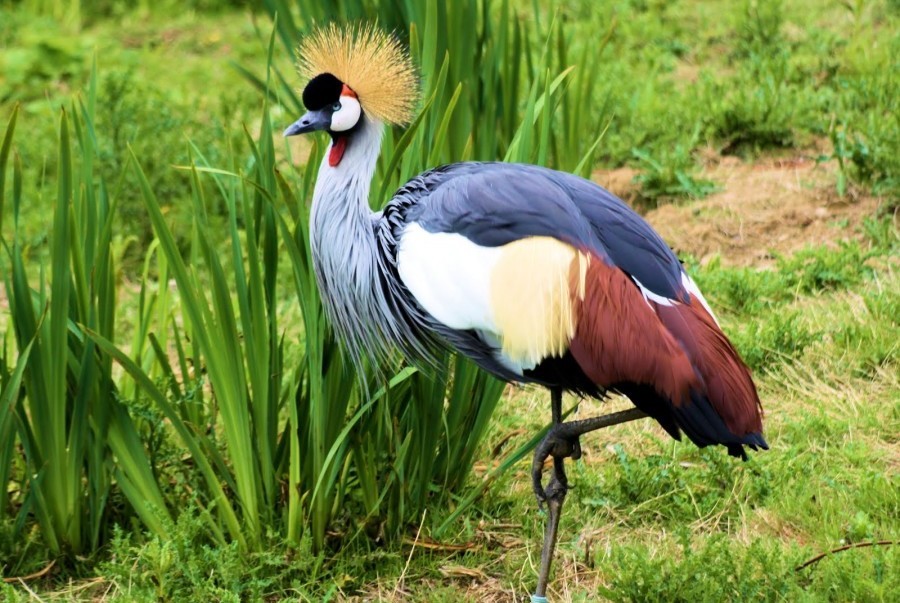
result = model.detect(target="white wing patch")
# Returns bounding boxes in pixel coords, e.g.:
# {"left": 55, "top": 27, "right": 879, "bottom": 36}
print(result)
{"left": 681, "top": 272, "right": 720, "bottom": 325}
{"left": 632, "top": 276, "right": 675, "bottom": 308}
{"left": 633, "top": 273, "right": 720, "bottom": 325}
{"left": 397, "top": 225, "right": 592, "bottom": 376}
{"left": 397, "top": 223, "right": 501, "bottom": 332}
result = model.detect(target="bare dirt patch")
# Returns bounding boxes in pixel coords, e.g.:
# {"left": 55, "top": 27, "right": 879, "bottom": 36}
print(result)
{"left": 636, "top": 156, "right": 884, "bottom": 267}
{"left": 594, "top": 166, "right": 641, "bottom": 205}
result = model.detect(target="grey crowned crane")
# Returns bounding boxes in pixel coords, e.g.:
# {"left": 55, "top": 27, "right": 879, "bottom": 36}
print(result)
{"left": 283, "top": 25, "right": 767, "bottom": 601}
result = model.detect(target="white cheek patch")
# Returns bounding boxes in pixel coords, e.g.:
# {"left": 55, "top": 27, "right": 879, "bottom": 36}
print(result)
{"left": 330, "top": 96, "right": 361, "bottom": 132}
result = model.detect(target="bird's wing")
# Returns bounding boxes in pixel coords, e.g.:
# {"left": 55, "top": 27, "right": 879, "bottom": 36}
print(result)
{"left": 386, "top": 162, "right": 765, "bottom": 456}
{"left": 392, "top": 162, "right": 699, "bottom": 326}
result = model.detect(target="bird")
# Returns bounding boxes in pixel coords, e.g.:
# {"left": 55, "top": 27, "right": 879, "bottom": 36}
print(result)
{"left": 283, "top": 24, "right": 767, "bottom": 601}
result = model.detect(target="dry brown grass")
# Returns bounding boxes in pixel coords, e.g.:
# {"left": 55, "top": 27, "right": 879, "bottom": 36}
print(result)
{"left": 645, "top": 156, "right": 884, "bottom": 267}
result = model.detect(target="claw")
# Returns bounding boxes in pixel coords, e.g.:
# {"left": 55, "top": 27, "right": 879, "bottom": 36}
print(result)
{"left": 531, "top": 423, "right": 583, "bottom": 506}
{"left": 571, "top": 439, "right": 582, "bottom": 461}
{"left": 531, "top": 446, "right": 550, "bottom": 505}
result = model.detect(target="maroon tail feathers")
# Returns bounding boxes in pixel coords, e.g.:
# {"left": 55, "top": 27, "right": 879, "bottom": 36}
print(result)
{"left": 568, "top": 259, "right": 767, "bottom": 459}
{"left": 654, "top": 301, "right": 767, "bottom": 458}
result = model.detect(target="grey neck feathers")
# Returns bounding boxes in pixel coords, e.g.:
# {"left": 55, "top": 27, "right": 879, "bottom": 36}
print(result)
{"left": 309, "top": 117, "right": 399, "bottom": 372}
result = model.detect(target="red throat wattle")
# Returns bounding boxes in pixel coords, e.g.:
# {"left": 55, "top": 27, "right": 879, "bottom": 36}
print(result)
{"left": 329, "top": 136, "right": 348, "bottom": 167}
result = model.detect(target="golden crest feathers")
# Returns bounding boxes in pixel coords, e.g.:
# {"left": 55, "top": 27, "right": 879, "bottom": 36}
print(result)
{"left": 297, "top": 24, "right": 418, "bottom": 126}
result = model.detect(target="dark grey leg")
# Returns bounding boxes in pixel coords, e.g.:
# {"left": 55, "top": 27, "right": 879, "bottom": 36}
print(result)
{"left": 531, "top": 400, "right": 648, "bottom": 601}
{"left": 532, "top": 388, "right": 566, "bottom": 601}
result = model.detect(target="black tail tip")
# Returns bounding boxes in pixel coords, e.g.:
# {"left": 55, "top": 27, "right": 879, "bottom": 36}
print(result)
{"left": 727, "top": 444, "right": 748, "bottom": 460}
{"left": 727, "top": 432, "right": 769, "bottom": 461}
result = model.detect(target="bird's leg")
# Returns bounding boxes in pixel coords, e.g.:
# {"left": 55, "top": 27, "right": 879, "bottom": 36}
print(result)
{"left": 534, "top": 448, "right": 569, "bottom": 600}
{"left": 531, "top": 402, "right": 648, "bottom": 601}
{"left": 532, "top": 387, "right": 567, "bottom": 602}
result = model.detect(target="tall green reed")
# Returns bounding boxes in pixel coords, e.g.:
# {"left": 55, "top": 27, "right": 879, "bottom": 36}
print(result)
{"left": 250, "top": 0, "right": 613, "bottom": 544}
{"left": 0, "top": 70, "right": 169, "bottom": 554}
{"left": 1, "top": 0, "right": 611, "bottom": 559}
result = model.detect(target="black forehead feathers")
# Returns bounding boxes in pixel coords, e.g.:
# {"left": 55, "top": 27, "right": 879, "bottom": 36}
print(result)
{"left": 303, "top": 73, "right": 344, "bottom": 111}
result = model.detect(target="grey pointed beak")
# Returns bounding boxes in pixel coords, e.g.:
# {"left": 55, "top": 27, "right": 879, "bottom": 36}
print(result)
{"left": 283, "top": 110, "right": 331, "bottom": 136}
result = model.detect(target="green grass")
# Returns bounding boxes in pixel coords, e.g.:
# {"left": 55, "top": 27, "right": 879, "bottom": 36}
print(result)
{"left": 0, "top": 0, "right": 898, "bottom": 600}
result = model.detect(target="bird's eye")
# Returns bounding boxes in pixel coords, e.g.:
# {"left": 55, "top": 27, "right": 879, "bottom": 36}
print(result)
{"left": 331, "top": 102, "right": 342, "bottom": 111}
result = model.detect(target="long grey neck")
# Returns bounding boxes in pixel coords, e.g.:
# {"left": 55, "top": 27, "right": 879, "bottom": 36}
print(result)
{"left": 310, "top": 117, "right": 383, "bottom": 244}
{"left": 309, "top": 117, "right": 392, "bottom": 370}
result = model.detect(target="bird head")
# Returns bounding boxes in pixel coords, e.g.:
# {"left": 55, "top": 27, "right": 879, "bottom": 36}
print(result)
{"left": 283, "top": 24, "right": 418, "bottom": 166}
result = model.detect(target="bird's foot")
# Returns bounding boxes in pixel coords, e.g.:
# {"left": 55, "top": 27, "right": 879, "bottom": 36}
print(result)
{"left": 531, "top": 423, "right": 582, "bottom": 506}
